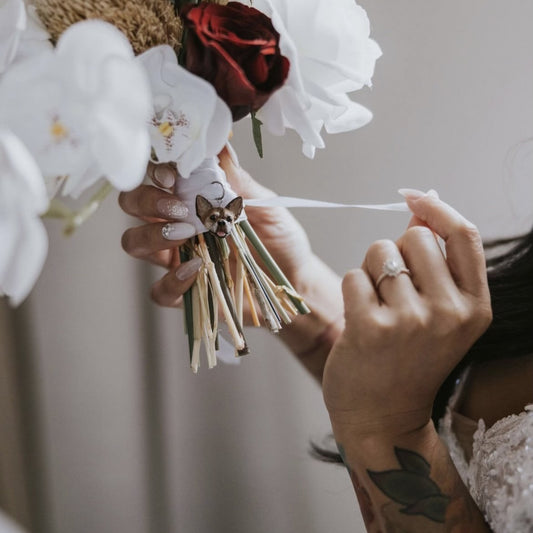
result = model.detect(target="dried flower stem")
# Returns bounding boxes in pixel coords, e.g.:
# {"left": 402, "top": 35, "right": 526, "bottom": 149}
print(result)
{"left": 204, "top": 233, "right": 249, "bottom": 355}
{"left": 63, "top": 181, "right": 114, "bottom": 235}
{"left": 196, "top": 267, "right": 217, "bottom": 368}
{"left": 233, "top": 225, "right": 291, "bottom": 323}
{"left": 243, "top": 270, "right": 260, "bottom": 327}
{"left": 229, "top": 237, "right": 260, "bottom": 327}
{"left": 197, "top": 234, "right": 246, "bottom": 351}
{"left": 238, "top": 220, "right": 310, "bottom": 314}
{"left": 180, "top": 247, "right": 195, "bottom": 362}
{"left": 234, "top": 253, "right": 244, "bottom": 326}
{"left": 230, "top": 228, "right": 282, "bottom": 332}
{"left": 191, "top": 282, "right": 202, "bottom": 373}
{"left": 265, "top": 275, "right": 298, "bottom": 317}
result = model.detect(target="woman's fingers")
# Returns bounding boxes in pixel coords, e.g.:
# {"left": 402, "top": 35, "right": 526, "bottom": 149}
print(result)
{"left": 118, "top": 185, "right": 188, "bottom": 221}
{"left": 405, "top": 190, "right": 437, "bottom": 230}
{"left": 397, "top": 226, "right": 455, "bottom": 298}
{"left": 121, "top": 221, "right": 196, "bottom": 259}
{"left": 342, "top": 268, "right": 379, "bottom": 320}
{"left": 362, "top": 239, "right": 419, "bottom": 307}
{"left": 218, "top": 145, "right": 275, "bottom": 199}
{"left": 400, "top": 190, "right": 488, "bottom": 298}
{"left": 151, "top": 258, "right": 203, "bottom": 307}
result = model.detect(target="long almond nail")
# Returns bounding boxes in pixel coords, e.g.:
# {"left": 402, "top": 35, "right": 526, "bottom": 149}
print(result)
{"left": 157, "top": 198, "right": 188, "bottom": 219}
{"left": 398, "top": 188, "right": 426, "bottom": 200}
{"left": 161, "top": 222, "right": 196, "bottom": 240}
{"left": 427, "top": 189, "right": 440, "bottom": 199}
{"left": 176, "top": 257, "right": 203, "bottom": 280}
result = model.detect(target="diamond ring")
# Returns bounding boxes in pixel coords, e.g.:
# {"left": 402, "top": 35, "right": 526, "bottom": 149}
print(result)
{"left": 375, "top": 258, "right": 411, "bottom": 289}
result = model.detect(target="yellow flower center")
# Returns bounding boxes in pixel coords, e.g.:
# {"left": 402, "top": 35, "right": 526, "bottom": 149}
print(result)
{"left": 158, "top": 121, "right": 174, "bottom": 138}
{"left": 50, "top": 119, "right": 69, "bottom": 141}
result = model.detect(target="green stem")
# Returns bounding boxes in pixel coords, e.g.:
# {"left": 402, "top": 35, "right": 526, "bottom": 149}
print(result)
{"left": 63, "top": 181, "right": 114, "bottom": 236}
{"left": 180, "top": 246, "right": 195, "bottom": 363}
{"left": 238, "top": 220, "right": 310, "bottom": 314}
{"left": 42, "top": 199, "right": 74, "bottom": 220}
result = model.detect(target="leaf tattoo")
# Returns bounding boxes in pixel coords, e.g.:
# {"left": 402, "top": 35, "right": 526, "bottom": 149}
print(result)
{"left": 367, "top": 447, "right": 450, "bottom": 523}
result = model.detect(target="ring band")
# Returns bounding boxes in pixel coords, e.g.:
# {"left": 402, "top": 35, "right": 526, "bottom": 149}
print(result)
{"left": 375, "top": 258, "right": 411, "bottom": 289}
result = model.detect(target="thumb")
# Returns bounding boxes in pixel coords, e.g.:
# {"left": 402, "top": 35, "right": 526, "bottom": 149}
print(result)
{"left": 218, "top": 146, "right": 275, "bottom": 200}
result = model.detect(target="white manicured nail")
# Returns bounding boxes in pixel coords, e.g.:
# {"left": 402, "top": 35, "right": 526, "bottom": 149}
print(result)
{"left": 427, "top": 189, "right": 439, "bottom": 199}
{"left": 157, "top": 198, "right": 188, "bottom": 219}
{"left": 398, "top": 188, "right": 426, "bottom": 199}
{"left": 154, "top": 165, "right": 176, "bottom": 188}
{"left": 176, "top": 257, "right": 203, "bottom": 280}
{"left": 161, "top": 222, "right": 196, "bottom": 240}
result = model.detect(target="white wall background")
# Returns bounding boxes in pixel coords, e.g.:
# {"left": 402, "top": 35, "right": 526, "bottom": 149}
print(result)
{"left": 2, "top": 1, "right": 533, "bottom": 532}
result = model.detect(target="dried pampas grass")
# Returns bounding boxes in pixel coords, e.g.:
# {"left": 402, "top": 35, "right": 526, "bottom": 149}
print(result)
{"left": 35, "top": 0, "right": 230, "bottom": 55}
{"left": 35, "top": 0, "right": 183, "bottom": 54}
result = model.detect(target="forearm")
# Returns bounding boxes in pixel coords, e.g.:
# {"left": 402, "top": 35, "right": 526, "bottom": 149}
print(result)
{"left": 278, "top": 256, "right": 344, "bottom": 383}
{"left": 332, "top": 421, "right": 490, "bottom": 533}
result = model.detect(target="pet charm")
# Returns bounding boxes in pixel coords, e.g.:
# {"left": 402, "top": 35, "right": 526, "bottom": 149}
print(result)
{"left": 195, "top": 195, "right": 244, "bottom": 238}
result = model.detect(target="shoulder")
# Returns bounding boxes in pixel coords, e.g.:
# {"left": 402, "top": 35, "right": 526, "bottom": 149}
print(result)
{"left": 456, "top": 354, "right": 533, "bottom": 427}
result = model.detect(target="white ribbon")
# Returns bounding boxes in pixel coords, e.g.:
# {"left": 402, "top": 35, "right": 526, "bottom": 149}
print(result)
{"left": 245, "top": 197, "right": 409, "bottom": 212}
{"left": 176, "top": 158, "right": 409, "bottom": 236}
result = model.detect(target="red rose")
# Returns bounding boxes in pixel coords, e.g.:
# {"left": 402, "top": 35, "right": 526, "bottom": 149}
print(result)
{"left": 181, "top": 2, "right": 290, "bottom": 121}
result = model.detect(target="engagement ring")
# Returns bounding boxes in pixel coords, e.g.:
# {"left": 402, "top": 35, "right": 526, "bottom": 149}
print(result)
{"left": 375, "top": 258, "right": 411, "bottom": 289}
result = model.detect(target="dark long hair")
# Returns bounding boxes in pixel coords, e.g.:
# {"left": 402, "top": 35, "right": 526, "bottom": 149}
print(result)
{"left": 313, "top": 226, "right": 533, "bottom": 462}
{"left": 432, "top": 226, "right": 533, "bottom": 423}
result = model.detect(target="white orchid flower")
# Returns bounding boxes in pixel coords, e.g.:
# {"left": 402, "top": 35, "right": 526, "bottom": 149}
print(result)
{"left": 0, "top": 20, "right": 152, "bottom": 198}
{"left": 245, "top": 0, "right": 382, "bottom": 158}
{"left": 0, "top": 0, "right": 26, "bottom": 73}
{"left": 0, "top": 0, "right": 51, "bottom": 75}
{"left": 16, "top": 4, "right": 52, "bottom": 61}
{"left": 137, "top": 45, "right": 232, "bottom": 178}
{"left": 0, "top": 128, "right": 49, "bottom": 305}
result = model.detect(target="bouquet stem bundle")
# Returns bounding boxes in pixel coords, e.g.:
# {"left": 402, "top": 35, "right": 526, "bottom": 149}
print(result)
{"left": 180, "top": 222, "right": 309, "bottom": 372}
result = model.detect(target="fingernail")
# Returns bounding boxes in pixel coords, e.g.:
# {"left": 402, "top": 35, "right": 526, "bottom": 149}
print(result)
{"left": 157, "top": 198, "right": 188, "bottom": 219}
{"left": 161, "top": 222, "right": 196, "bottom": 240}
{"left": 154, "top": 165, "right": 176, "bottom": 188}
{"left": 176, "top": 257, "right": 203, "bottom": 280}
{"left": 427, "top": 189, "right": 439, "bottom": 199}
{"left": 398, "top": 188, "right": 426, "bottom": 200}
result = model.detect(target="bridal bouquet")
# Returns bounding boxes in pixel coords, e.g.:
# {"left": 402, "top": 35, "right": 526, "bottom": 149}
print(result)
{"left": 0, "top": 0, "right": 381, "bottom": 371}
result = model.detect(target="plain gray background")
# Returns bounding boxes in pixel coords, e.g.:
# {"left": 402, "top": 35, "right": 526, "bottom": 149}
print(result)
{"left": 2, "top": 1, "right": 533, "bottom": 532}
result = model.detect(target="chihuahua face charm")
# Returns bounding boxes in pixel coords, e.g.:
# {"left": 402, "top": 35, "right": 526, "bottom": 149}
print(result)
{"left": 195, "top": 195, "right": 244, "bottom": 238}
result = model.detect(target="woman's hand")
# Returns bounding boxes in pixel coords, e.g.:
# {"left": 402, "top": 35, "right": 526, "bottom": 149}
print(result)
{"left": 323, "top": 191, "right": 492, "bottom": 437}
{"left": 118, "top": 148, "right": 316, "bottom": 308}
{"left": 118, "top": 150, "right": 344, "bottom": 381}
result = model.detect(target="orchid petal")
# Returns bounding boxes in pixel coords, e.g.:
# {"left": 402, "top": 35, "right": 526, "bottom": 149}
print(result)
{"left": 1, "top": 214, "right": 48, "bottom": 306}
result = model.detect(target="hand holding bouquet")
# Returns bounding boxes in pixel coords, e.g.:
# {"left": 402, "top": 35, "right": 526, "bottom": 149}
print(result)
{"left": 0, "top": 0, "right": 381, "bottom": 370}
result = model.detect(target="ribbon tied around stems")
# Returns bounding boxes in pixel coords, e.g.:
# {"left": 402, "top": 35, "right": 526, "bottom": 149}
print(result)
{"left": 175, "top": 156, "right": 409, "bottom": 237}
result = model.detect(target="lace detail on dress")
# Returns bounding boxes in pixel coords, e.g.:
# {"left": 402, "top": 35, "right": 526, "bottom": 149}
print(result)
{"left": 440, "top": 394, "right": 533, "bottom": 533}
{"left": 467, "top": 405, "right": 533, "bottom": 533}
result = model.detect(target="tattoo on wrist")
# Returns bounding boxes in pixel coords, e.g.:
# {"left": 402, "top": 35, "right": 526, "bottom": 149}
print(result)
{"left": 367, "top": 447, "right": 450, "bottom": 524}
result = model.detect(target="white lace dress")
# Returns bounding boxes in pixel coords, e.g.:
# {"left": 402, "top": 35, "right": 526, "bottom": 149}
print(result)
{"left": 439, "top": 371, "right": 533, "bottom": 533}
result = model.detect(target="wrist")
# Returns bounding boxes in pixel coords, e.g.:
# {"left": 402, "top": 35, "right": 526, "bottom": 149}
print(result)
{"left": 279, "top": 255, "right": 344, "bottom": 382}
{"left": 329, "top": 407, "right": 435, "bottom": 446}
{"left": 333, "top": 419, "right": 440, "bottom": 464}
